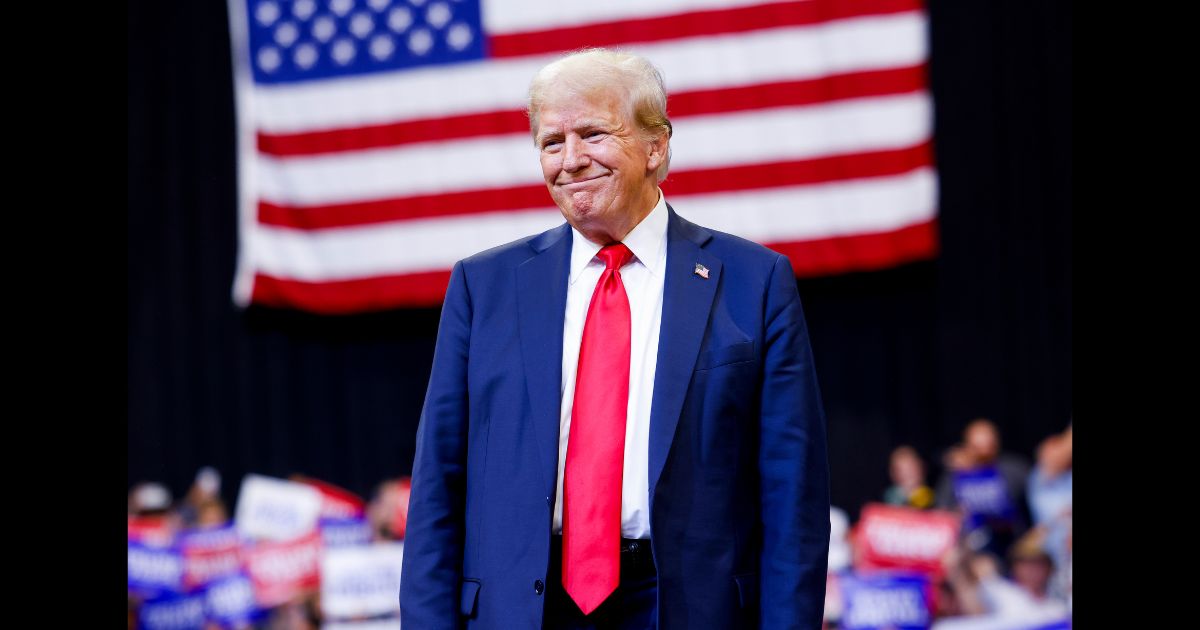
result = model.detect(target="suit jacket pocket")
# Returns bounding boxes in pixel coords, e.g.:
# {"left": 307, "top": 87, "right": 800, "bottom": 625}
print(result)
{"left": 695, "top": 340, "right": 755, "bottom": 371}
{"left": 460, "top": 579, "right": 481, "bottom": 617}
{"left": 732, "top": 572, "right": 758, "bottom": 609}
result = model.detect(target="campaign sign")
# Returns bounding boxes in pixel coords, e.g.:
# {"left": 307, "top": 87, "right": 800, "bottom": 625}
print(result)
{"left": 205, "top": 572, "right": 264, "bottom": 628}
{"left": 180, "top": 525, "right": 242, "bottom": 590}
{"left": 139, "top": 591, "right": 207, "bottom": 630}
{"left": 244, "top": 530, "right": 323, "bottom": 607}
{"left": 320, "top": 517, "right": 374, "bottom": 548}
{"left": 824, "top": 571, "right": 844, "bottom": 623}
{"left": 839, "top": 571, "right": 933, "bottom": 630}
{"left": 856, "top": 503, "right": 960, "bottom": 577}
{"left": 320, "top": 542, "right": 405, "bottom": 619}
{"left": 931, "top": 612, "right": 1071, "bottom": 630}
{"left": 129, "top": 539, "right": 184, "bottom": 597}
{"left": 129, "top": 515, "right": 175, "bottom": 547}
{"left": 300, "top": 476, "right": 368, "bottom": 519}
{"left": 953, "top": 467, "right": 1015, "bottom": 521}
{"left": 235, "top": 474, "right": 323, "bottom": 542}
{"left": 322, "top": 618, "right": 403, "bottom": 630}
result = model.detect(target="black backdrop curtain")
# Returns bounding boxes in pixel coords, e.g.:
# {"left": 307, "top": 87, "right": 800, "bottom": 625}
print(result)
{"left": 128, "top": 0, "right": 1071, "bottom": 519}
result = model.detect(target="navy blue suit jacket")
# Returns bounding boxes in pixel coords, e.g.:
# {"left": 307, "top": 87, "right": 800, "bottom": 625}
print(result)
{"left": 400, "top": 205, "right": 830, "bottom": 629}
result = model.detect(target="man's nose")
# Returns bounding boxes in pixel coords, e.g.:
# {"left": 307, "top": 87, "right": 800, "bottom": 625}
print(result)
{"left": 562, "top": 135, "right": 591, "bottom": 172}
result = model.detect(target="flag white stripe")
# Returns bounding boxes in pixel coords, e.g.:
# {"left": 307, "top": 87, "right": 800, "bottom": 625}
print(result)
{"left": 482, "top": 0, "right": 783, "bottom": 34}
{"left": 252, "top": 13, "right": 926, "bottom": 133}
{"left": 251, "top": 167, "right": 935, "bottom": 280}
{"left": 254, "top": 92, "right": 931, "bottom": 206}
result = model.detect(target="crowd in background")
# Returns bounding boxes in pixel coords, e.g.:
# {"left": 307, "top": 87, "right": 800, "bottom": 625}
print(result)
{"left": 127, "top": 418, "right": 1072, "bottom": 629}
{"left": 849, "top": 419, "right": 1072, "bottom": 629}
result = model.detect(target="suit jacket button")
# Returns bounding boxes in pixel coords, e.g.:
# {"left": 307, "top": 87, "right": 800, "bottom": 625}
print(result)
{"left": 534, "top": 580, "right": 545, "bottom": 595}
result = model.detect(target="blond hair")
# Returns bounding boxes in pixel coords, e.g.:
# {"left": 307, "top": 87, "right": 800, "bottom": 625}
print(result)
{"left": 527, "top": 48, "right": 673, "bottom": 181}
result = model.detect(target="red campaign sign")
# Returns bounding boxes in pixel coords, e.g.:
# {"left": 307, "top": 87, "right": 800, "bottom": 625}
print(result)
{"left": 181, "top": 527, "right": 243, "bottom": 590}
{"left": 243, "top": 530, "right": 323, "bottom": 607}
{"left": 128, "top": 515, "right": 174, "bottom": 547}
{"left": 854, "top": 503, "right": 960, "bottom": 578}
{"left": 297, "top": 477, "right": 367, "bottom": 519}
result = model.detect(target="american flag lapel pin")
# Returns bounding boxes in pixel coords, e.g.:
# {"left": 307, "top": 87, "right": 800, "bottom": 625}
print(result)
{"left": 694, "top": 263, "right": 710, "bottom": 279}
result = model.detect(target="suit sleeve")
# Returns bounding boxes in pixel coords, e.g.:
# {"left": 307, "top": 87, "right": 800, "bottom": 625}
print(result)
{"left": 758, "top": 254, "right": 831, "bottom": 629}
{"left": 400, "top": 260, "right": 473, "bottom": 630}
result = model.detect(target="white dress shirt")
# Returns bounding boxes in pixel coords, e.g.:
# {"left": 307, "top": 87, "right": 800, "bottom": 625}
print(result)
{"left": 552, "top": 191, "right": 668, "bottom": 539}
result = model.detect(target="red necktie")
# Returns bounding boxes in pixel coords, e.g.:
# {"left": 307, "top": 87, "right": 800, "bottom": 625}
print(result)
{"left": 562, "top": 242, "right": 634, "bottom": 615}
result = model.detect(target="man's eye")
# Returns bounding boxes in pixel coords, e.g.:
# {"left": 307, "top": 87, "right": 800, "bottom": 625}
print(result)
{"left": 585, "top": 131, "right": 606, "bottom": 140}
{"left": 542, "top": 140, "right": 562, "bottom": 151}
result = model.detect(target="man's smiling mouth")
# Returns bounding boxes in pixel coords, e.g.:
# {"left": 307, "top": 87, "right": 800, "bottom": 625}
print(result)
{"left": 560, "top": 174, "right": 608, "bottom": 188}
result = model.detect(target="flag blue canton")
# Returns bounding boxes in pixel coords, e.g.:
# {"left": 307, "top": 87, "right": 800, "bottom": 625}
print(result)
{"left": 245, "top": 0, "right": 486, "bottom": 85}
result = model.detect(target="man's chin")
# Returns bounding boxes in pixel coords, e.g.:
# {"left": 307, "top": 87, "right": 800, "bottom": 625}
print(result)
{"left": 556, "top": 193, "right": 607, "bottom": 220}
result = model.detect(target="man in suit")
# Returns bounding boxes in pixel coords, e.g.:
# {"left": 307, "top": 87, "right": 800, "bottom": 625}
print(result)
{"left": 400, "top": 48, "right": 830, "bottom": 629}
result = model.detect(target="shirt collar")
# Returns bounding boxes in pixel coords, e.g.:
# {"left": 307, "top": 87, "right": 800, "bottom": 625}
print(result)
{"left": 568, "top": 190, "right": 668, "bottom": 285}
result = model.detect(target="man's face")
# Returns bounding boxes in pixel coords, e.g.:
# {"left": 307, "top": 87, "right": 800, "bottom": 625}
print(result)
{"left": 890, "top": 452, "right": 924, "bottom": 488}
{"left": 965, "top": 423, "right": 1000, "bottom": 463}
{"left": 535, "top": 86, "right": 662, "bottom": 241}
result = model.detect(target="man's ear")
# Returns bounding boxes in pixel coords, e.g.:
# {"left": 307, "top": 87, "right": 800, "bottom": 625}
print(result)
{"left": 646, "top": 131, "right": 669, "bottom": 173}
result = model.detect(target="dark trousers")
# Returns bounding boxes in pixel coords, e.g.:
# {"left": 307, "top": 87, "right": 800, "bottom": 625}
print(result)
{"left": 543, "top": 535, "right": 658, "bottom": 630}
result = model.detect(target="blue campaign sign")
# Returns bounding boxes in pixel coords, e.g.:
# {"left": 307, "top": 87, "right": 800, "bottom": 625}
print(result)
{"left": 205, "top": 572, "right": 265, "bottom": 628}
{"left": 953, "top": 467, "right": 1015, "bottom": 519}
{"left": 839, "top": 571, "right": 932, "bottom": 630}
{"left": 139, "top": 591, "right": 207, "bottom": 630}
{"left": 128, "top": 540, "right": 184, "bottom": 597}
{"left": 320, "top": 516, "right": 374, "bottom": 547}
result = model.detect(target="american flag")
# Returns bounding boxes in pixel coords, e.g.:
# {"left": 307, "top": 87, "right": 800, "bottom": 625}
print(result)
{"left": 228, "top": 0, "right": 937, "bottom": 313}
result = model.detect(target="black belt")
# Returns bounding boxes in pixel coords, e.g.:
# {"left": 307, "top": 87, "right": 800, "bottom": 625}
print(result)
{"left": 550, "top": 535, "right": 657, "bottom": 581}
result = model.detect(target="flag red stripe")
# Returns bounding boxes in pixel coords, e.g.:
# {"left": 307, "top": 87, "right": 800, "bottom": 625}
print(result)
{"left": 252, "top": 270, "right": 454, "bottom": 314}
{"left": 770, "top": 217, "right": 938, "bottom": 277}
{"left": 488, "top": 0, "right": 925, "bottom": 59}
{"left": 249, "top": 219, "right": 938, "bottom": 312}
{"left": 257, "top": 66, "right": 927, "bottom": 157}
{"left": 259, "top": 141, "right": 933, "bottom": 229}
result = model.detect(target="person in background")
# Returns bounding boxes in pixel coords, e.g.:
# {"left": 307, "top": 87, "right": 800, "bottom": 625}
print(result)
{"left": 367, "top": 477, "right": 411, "bottom": 541}
{"left": 1026, "top": 423, "right": 1072, "bottom": 605}
{"left": 178, "top": 466, "right": 228, "bottom": 528}
{"left": 935, "top": 418, "right": 1031, "bottom": 563}
{"left": 1006, "top": 531, "right": 1058, "bottom": 605}
{"left": 883, "top": 445, "right": 935, "bottom": 509}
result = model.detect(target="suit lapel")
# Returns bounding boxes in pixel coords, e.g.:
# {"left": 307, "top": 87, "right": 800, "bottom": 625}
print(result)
{"left": 648, "top": 205, "right": 720, "bottom": 501}
{"left": 516, "top": 223, "right": 572, "bottom": 501}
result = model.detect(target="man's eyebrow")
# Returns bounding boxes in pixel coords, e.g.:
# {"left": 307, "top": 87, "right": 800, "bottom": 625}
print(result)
{"left": 537, "top": 119, "right": 614, "bottom": 143}
{"left": 571, "top": 119, "right": 611, "bottom": 130}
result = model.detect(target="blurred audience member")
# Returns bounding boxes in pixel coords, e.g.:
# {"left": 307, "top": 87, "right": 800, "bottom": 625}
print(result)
{"left": 940, "top": 539, "right": 1068, "bottom": 622}
{"left": 127, "top": 481, "right": 180, "bottom": 545}
{"left": 1027, "top": 424, "right": 1072, "bottom": 606}
{"left": 936, "top": 419, "right": 1031, "bottom": 510}
{"left": 367, "top": 477, "right": 411, "bottom": 541}
{"left": 129, "top": 481, "right": 173, "bottom": 516}
{"left": 1007, "top": 530, "right": 1056, "bottom": 604}
{"left": 936, "top": 419, "right": 1031, "bottom": 563}
{"left": 883, "top": 445, "right": 935, "bottom": 509}
{"left": 178, "top": 466, "right": 229, "bottom": 528}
